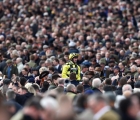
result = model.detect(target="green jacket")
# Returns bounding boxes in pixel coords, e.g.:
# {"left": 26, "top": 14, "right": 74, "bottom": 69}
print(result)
{"left": 48, "top": 83, "right": 57, "bottom": 90}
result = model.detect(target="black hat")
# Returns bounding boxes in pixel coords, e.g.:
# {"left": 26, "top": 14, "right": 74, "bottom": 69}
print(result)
{"left": 39, "top": 71, "right": 49, "bottom": 79}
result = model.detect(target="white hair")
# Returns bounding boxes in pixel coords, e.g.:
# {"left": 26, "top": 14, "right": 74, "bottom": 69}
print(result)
{"left": 92, "top": 78, "right": 101, "bottom": 88}
{"left": 122, "top": 84, "right": 132, "bottom": 93}
{"left": 131, "top": 65, "right": 137, "bottom": 71}
{"left": 40, "top": 97, "right": 58, "bottom": 110}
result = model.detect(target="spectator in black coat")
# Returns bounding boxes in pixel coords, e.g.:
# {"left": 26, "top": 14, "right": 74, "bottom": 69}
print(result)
{"left": 15, "top": 87, "right": 34, "bottom": 106}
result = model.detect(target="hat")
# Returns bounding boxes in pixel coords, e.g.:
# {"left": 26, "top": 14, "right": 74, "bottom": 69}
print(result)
{"left": 39, "top": 71, "right": 49, "bottom": 79}
{"left": 69, "top": 41, "right": 76, "bottom": 47}
{"left": 6, "top": 60, "right": 12, "bottom": 64}
{"left": 43, "top": 45, "right": 49, "bottom": 49}
{"left": 99, "top": 59, "right": 106, "bottom": 65}
{"left": 114, "top": 66, "right": 120, "bottom": 71}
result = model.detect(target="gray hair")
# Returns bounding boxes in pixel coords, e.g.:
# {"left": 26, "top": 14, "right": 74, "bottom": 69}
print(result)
{"left": 67, "top": 84, "right": 76, "bottom": 92}
{"left": 122, "top": 84, "right": 132, "bottom": 93}
{"left": 92, "top": 78, "right": 101, "bottom": 88}
{"left": 6, "top": 89, "right": 16, "bottom": 100}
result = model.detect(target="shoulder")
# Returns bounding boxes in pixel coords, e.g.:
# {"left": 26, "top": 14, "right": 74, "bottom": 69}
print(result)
{"left": 100, "top": 110, "right": 120, "bottom": 120}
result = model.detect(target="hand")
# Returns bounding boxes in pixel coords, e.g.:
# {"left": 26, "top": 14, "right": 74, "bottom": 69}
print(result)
{"left": 35, "top": 76, "right": 40, "bottom": 82}
{"left": 0, "top": 80, "right": 3, "bottom": 85}
{"left": 8, "top": 82, "right": 13, "bottom": 89}
{"left": 127, "top": 76, "right": 131, "bottom": 83}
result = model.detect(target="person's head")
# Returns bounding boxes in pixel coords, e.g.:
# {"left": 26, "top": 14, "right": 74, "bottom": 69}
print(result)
{"left": 21, "top": 68, "right": 29, "bottom": 76}
{"left": 104, "top": 78, "right": 112, "bottom": 85}
{"left": 59, "top": 58, "right": 66, "bottom": 65}
{"left": 40, "top": 97, "right": 58, "bottom": 120}
{"left": 53, "top": 59, "right": 59, "bottom": 66}
{"left": 32, "top": 83, "right": 40, "bottom": 93}
{"left": 57, "top": 78, "right": 64, "bottom": 86}
{"left": 73, "top": 94, "right": 87, "bottom": 110}
{"left": 30, "top": 54, "right": 35, "bottom": 61}
{"left": 39, "top": 61, "right": 45, "bottom": 67}
{"left": 92, "top": 78, "right": 101, "bottom": 89}
{"left": 118, "top": 62, "right": 125, "bottom": 70}
{"left": 122, "top": 84, "right": 132, "bottom": 94}
{"left": 118, "top": 77, "right": 127, "bottom": 87}
{"left": 113, "top": 66, "right": 120, "bottom": 74}
{"left": 18, "top": 87, "right": 28, "bottom": 95}
{"left": 67, "top": 84, "right": 77, "bottom": 93}
{"left": 104, "top": 92, "right": 116, "bottom": 108}
{"left": 6, "top": 60, "right": 13, "bottom": 66}
{"left": 69, "top": 53, "right": 78, "bottom": 63}
{"left": 24, "top": 97, "right": 42, "bottom": 120}
{"left": 12, "top": 84, "right": 19, "bottom": 93}
{"left": 19, "top": 77, "right": 27, "bottom": 86}
{"left": 25, "top": 83, "right": 36, "bottom": 96}
{"left": 130, "top": 65, "right": 137, "bottom": 73}
{"left": 76, "top": 84, "right": 84, "bottom": 93}
{"left": 69, "top": 72, "right": 76, "bottom": 80}
{"left": 16, "top": 57, "right": 22, "bottom": 64}
{"left": 24, "top": 63, "right": 30, "bottom": 70}
{"left": 42, "top": 81, "right": 49, "bottom": 92}
{"left": 89, "top": 65, "right": 94, "bottom": 72}
{"left": 6, "top": 89, "right": 16, "bottom": 100}
{"left": 82, "top": 77, "right": 89, "bottom": 85}
{"left": 105, "top": 51, "right": 110, "bottom": 58}
{"left": 85, "top": 71, "right": 94, "bottom": 79}
{"left": 88, "top": 94, "right": 108, "bottom": 114}
{"left": 81, "top": 65, "right": 88, "bottom": 73}
{"left": 49, "top": 66, "right": 55, "bottom": 73}
{"left": 51, "top": 74, "right": 60, "bottom": 85}
{"left": 119, "top": 97, "right": 139, "bottom": 119}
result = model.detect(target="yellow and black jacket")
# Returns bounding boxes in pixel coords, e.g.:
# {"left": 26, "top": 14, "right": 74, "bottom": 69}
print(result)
{"left": 62, "top": 61, "right": 81, "bottom": 80}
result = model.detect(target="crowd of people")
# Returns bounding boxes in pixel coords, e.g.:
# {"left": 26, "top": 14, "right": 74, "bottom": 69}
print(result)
{"left": 0, "top": 0, "right": 140, "bottom": 120}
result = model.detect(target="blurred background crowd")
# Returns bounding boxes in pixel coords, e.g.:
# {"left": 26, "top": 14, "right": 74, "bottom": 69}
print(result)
{"left": 0, "top": 0, "right": 140, "bottom": 120}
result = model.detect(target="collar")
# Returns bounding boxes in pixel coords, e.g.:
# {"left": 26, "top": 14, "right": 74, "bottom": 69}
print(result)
{"left": 93, "top": 106, "right": 110, "bottom": 120}
{"left": 55, "top": 64, "right": 59, "bottom": 68}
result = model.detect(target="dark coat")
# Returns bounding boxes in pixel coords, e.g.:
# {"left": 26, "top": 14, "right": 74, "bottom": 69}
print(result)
{"left": 92, "top": 88, "right": 102, "bottom": 94}
{"left": 83, "top": 84, "right": 91, "bottom": 91}
{"left": 103, "top": 85, "right": 116, "bottom": 92}
{"left": 115, "top": 87, "right": 122, "bottom": 95}
{"left": 5, "top": 99, "right": 22, "bottom": 114}
{"left": 3, "top": 65, "right": 18, "bottom": 79}
{"left": 71, "top": 80, "right": 79, "bottom": 86}
{"left": 15, "top": 93, "right": 34, "bottom": 106}
{"left": 0, "top": 60, "right": 6, "bottom": 72}
{"left": 55, "top": 65, "right": 62, "bottom": 73}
